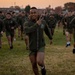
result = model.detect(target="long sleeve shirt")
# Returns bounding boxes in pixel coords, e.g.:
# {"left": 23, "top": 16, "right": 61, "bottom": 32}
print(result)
{"left": 23, "top": 19, "right": 52, "bottom": 51}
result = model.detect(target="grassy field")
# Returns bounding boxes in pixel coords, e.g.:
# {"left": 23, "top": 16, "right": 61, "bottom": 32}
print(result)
{"left": 0, "top": 27, "right": 75, "bottom": 75}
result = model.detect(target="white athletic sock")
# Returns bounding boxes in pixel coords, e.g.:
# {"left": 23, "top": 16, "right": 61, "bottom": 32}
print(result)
{"left": 67, "top": 42, "right": 70, "bottom": 44}
{"left": 41, "top": 66, "right": 45, "bottom": 69}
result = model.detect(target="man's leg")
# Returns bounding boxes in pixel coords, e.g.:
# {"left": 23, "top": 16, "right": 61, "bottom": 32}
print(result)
{"left": 18, "top": 26, "right": 21, "bottom": 38}
{"left": 37, "top": 51, "right": 46, "bottom": 75}
{"left": 10, "top": 31, "right": 15, "bottom": 49}
{"left": 11, "top": 36, "right": 14, "bottom": 49}
{"left": 63, "top": 27, "right": 65, "bottom": 35}
{"left": 14, "top": 29, "right": 16, "bottom": 41}
{"left": 25, "top": 35, "right": 29, "bottom": 50}
{"left": 29, "top": 54, "right": 39, "bottom": 75}
{"left": 65, "top": 31, "right": 71, "bottom": 47}
{"left": 73, "top": 42, "right": 75, "bottom": 53}
{"left": 73, "top": 28, "right": 75, "bottom": 53}
{"left": 21, "top": 26, "right": 23, "bottom": 40}
{"left": 51, "top": 28, "right": 54, "bottom": 36}
{"left": 7, "top": 35, "right": 13, "bottom": 49}
{"left": 49, "top": 28, "right": 52, "bottom": 45}
{"left": 0, "top": 37, "right": 2, "bottom": 48}
{"left": 21, "top": 30, "right": 23, "bottom": 40}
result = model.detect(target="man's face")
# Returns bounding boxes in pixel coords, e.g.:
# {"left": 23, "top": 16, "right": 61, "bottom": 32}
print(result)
{"left": 30, "top": 9, "right": 38, "bottom": 20}
{"left": 67, "top": 12, "right": 72, "bottom": 17}
{"left": 21, "top": 13, "right": 25, "bottom": 16}
{"left": 6, "top": 14, "right": 11, "bottom": 19}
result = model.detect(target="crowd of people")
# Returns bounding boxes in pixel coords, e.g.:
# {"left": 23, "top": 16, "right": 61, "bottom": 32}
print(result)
{"left": 0, "top": 10, "right": 28, "bottom": 49}
{"left": 0, "top": 7, "right": 75, "bottom": 75}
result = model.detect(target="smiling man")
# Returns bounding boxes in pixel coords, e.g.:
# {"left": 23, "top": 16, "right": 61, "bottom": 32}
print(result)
{"left": 24, "top": 7, "right": 52, "bottom": 75}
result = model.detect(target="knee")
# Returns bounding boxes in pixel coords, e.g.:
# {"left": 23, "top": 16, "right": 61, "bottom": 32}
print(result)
{"left": 25, "top": 36, "right": 29, "bottom": 40}
{"left": 37, "top": 60, "right": 43, "bottom": 67}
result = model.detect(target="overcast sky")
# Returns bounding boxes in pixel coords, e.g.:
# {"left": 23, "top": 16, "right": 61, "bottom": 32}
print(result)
{"left": 0, "top": 0, "right": 75, "bottom": 8}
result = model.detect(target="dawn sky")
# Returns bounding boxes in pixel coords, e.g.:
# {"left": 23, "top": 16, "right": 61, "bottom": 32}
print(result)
{"left": 0, "top": 0, "right": 75, "bottom": 8}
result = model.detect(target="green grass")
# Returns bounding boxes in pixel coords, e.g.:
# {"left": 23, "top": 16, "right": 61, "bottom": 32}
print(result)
{"left": 0, "top": 27, "right": 75, "bottom": 75}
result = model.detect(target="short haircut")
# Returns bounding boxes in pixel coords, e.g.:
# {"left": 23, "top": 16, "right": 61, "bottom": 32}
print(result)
{"left": 6, "top": 12, "right": 11, "bottom": 15}
{"left": 30, "top": 7, "right": 37, "bottom": 9}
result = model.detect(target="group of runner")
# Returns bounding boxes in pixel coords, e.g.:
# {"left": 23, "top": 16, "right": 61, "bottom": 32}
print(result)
{"left": 0, "top": 7, "right": 75, "bottom": 75}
